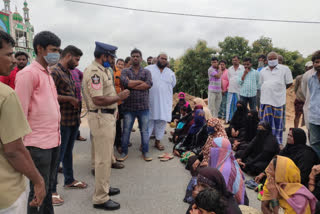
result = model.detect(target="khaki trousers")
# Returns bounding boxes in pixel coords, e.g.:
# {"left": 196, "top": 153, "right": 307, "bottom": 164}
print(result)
{"left": 88, "top": 112, "right": 116, "bottom": 204}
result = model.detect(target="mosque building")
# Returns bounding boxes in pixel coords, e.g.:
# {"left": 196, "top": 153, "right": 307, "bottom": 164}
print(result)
{"left": 0, "top": 0, "right": 34, "bottom": 59}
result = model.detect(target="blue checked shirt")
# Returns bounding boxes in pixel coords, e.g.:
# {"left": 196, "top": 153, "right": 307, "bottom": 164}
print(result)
{"left": 238, "top": 68, "right": 259, "bottom": 98}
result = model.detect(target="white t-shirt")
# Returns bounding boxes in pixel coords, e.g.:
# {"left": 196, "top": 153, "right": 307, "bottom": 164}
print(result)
{"left": 260, "top": 64, "right": 293, "bottom": 107}
{"left": 227, "top": 65, "right": 244, "bottom": 93}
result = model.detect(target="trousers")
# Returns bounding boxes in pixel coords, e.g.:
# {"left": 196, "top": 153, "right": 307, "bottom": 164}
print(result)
{"left": 88, "top": 112, "right": 116, "bottom": 204}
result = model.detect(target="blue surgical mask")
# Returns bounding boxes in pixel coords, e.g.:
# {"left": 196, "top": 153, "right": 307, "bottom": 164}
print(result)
{"left": 103, "top": 61, "right": 111, "bottom": 68}
{"left": 207, "top": 126, "right": 216, "bottom": 135}
{"left": 44, "top": 52, "right": 60, "bottom": 65}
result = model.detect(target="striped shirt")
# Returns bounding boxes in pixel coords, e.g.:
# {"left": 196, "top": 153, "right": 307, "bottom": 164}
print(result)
{"left": 208, "top": 66, "right": 221, "bottom": 93}
{"left": 238, "top": 68, "right": 259, "bottom": 98}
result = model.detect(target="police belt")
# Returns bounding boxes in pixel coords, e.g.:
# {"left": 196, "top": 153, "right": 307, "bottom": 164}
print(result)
{"left": 89, "top": 108, "right": 115, "bottom": 114}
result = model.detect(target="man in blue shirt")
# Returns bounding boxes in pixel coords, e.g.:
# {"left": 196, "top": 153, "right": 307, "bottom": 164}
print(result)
{"left": 308, "top": 50, "right": 320, "bottom": 158}
{"left": 238, "top": 58, "right": 259, "bottom": 110}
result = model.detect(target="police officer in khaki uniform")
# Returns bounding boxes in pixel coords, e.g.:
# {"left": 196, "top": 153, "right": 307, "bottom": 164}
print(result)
{"left": 83, "top": 42, "right": 130, "bottom": 210}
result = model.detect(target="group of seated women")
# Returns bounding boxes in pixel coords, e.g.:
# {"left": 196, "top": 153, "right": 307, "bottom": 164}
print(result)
{"left": 170, "top": 95, "right": 320, "bottom": 214}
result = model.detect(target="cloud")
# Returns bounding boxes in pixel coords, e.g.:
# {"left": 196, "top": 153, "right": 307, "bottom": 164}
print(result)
{"left": 14, "top": 0, "right": 320, "bottom": 69}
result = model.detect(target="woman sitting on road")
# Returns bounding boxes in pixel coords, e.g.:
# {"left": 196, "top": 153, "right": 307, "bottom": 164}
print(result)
{"left": 193, "top": 97, "right": 212, "bottom": 121}
{"left": 261, "top": 156, "right": 317, "bottom": 214}
{"left": 197, "top": 118, "right": 228, "bottom": 167}
{"left": 225, "top": 100, "right": 248, "bottom": 140}
{"left": 236, "top": 121, "right": 279, "bottom": 176}
{"left": 173, "top": 109, "right": 207, "bottom": 156}
{"left": 188, "top": 167, "right": 242, "bottom": 214}
{"left": 172, "top": 92, "right": 192, "bottom": 122}
{"left": 209, "top": 137, "right": 248, "bottom": 205}
{"left": 255, "top": 128, "right": 319, "bottom": 187}
{"left": 232, "top": 109, "right": 259, "bottom": 152}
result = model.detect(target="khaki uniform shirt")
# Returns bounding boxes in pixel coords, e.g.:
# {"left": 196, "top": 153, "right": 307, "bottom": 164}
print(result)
{"left": 83, "top": 61, "right": 118, "bottom": 111}
{"left": 0, "top": 83, "right": 31, "bottom": 209}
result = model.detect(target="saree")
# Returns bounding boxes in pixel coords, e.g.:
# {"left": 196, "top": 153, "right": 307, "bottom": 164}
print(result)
{"left": 262, "top": 156, "right": 317, "bottom": 214}
{"left": 209, "top": 137, "right": 247, "bottom": 205}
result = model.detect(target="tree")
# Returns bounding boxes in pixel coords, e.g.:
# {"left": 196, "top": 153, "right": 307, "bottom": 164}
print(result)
{"left": 218, "top": 36, "right": 251, "bottom": 65}
{"left": 250, "top": 36, "right": 273, "bottom": 67}
{"left": 169, "top": 57, "right": 176, "bottom": 72}
{"left": 175, "top": 40, "right": 217, "bottom": 98}
{"left": 273, "top": 48, "right": 305, "bottom": 78}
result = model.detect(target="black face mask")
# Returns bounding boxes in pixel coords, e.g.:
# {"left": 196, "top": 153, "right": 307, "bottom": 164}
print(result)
{"left": 256, "top": 129, "right": 268, "bottom": 138}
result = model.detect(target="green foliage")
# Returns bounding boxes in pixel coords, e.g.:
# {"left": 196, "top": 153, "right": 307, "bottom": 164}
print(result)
{"left": 175, "top": 40, "right": 216, "bottom": 98}
{"left": 169, "top": 57, "right": 176, "bottom": 72}
{"left": 141, "top": 60, "right": 147, "bottom": 68}
{"left": 218, "top": 36, "right": 251, "bottom": 65}
{"left": 173, "top": 36, "right": 308, "bottom": 97}
{"left": 250, "top": 36, "right": 273, "bottom": 67}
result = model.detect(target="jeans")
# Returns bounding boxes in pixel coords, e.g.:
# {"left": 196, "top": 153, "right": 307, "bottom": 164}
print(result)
{"left": 122, "top": 110, "right": 149, "bottom": 155}
{"left": 240, "top": 96, "right": 256, "bottom": 110}
{"left": 218, "top": 92, "right": 228, "bottom": 119}
{"left": 310, "top": 123, "right": 320, "bottom": 159}
{"left": 52, "top": 125, "right": 79, "bottom": 193}
{"left": 27, "top": 146, "right": 59, "bottom": 214}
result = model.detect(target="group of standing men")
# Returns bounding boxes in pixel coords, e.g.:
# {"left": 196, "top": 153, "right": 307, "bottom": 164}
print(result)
{"left": 0, "top": 29, "right": 177, "bottom": 213}
{"left": 207, "top": 53, "right": 293, "bottom": 145}
{"left": 207, "top": 50, "right": 320, "bottom": 160}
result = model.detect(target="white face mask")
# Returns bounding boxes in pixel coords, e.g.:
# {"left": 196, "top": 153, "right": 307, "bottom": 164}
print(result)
{"left": 268, "top": 59, "right": 278, "bottom": 67}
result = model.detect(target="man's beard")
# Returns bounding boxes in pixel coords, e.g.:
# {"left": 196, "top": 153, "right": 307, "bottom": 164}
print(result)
{"left": 17, "top": 64, "right": 26, "bottom": 70}
{"left": 314, "top": 66, "right": 320, "bottom": 72}
{"left": 67, "top": 61, "right": 76, "bottom": 70}
{"left": 157, "top": 61, "right": 167, "bottom": 69}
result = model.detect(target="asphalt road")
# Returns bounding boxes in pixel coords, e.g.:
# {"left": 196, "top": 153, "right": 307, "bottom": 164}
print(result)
{"left": 54, "top": 122, "right": 276, "bottom": 214}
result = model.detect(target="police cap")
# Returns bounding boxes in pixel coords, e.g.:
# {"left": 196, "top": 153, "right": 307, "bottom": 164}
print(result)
{"left": 95, "top": 41, "right": 118, "bottom": 57}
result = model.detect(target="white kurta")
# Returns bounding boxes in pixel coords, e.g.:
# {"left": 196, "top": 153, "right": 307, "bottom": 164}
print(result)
{"left": 146, "top": 64, "right": 176, "bottom": 122}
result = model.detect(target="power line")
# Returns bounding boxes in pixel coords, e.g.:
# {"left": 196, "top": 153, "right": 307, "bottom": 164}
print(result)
{"left": 64, "top": 0, "right": 320, "bottom": 25}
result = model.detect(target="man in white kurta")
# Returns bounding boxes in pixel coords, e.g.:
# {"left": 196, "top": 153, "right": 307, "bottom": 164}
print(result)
{"left": 146, "top": 53, "right": 176, "bottom": 150}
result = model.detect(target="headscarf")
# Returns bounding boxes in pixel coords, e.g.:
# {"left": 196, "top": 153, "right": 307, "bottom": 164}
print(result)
{"left": 188, "top": 109, "right": 206, "bottom": 135}
{"left": 194, "top": 98, "right": 212, "bottom": 120}
{"left": 254, "top": 121, "right": 279, "bottom": 153}
{"left": 281, "top": 128, "right": 307, "bottom": 157}
{"left": 262, "top": 156, "right": 317, "bottom": 214}
{"left": 209, "top": 137, "right": 246, "bottom": 204}
{"left": 230, "top": 100, "right": 248, "bottom": 130}
{"left": 197, "top": 167, "right": 233, "bottom": 199}
{"left": 201, "top": 118, "right": 228, "bottom": 166}
{"left": 280, "top": 128, "right": 318, "bottom": 186}
{"left": 245, "top": 110, "right": 259, "bottom": 142}
{"left": 197, "top": 168, "right": 242, "bottom": 214}
{"left": 194, "top": 105, "right": 203, "bottom": 110}
{"left": 178, "top": 92, "right": 186, "bottom": 99}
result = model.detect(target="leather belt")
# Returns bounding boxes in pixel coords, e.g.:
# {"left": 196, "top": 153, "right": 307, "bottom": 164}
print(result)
{"left": 89, "top": 109, "right": 115, "bottom": 114}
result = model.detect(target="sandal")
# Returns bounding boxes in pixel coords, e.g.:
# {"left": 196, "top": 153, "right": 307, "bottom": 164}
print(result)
{"left": 64, "top": 180, "right": 88, "bottom": 189}
{"left": 77, "top": 136, "right": 87, "bottom": 141}
{"left": 52, "top": 194, "right": 64, "bottom": 206}
{"left": 159, "top": 153, "right": 174, "bottom": 162}
{"left": 155, "top": 141, "right": 165, "bottom": 151}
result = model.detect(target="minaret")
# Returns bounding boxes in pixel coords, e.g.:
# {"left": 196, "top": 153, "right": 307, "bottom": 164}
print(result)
{"left": 3, "top": 0, "right": 10, "bottom": 12}
{"left": 23, "top": 0, "right": 29, "bottom": 23}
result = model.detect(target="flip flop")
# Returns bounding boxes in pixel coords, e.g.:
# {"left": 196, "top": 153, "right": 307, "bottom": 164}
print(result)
{"left": 158, "top": 152, "right": 170, "bottom": 158}
{"left": 64, "top": 180, "right": 88, "bottom": 189}
{"left": 160, "top": 153, "right": 174, "bottom": 162}
{"left": 52, "top": 194, "right": 64, "bottom": 206}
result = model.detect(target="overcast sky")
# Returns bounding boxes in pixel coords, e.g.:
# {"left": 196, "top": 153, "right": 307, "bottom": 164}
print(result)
{"left": 10, "top": 0, "right": 320, "bottom": 70}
